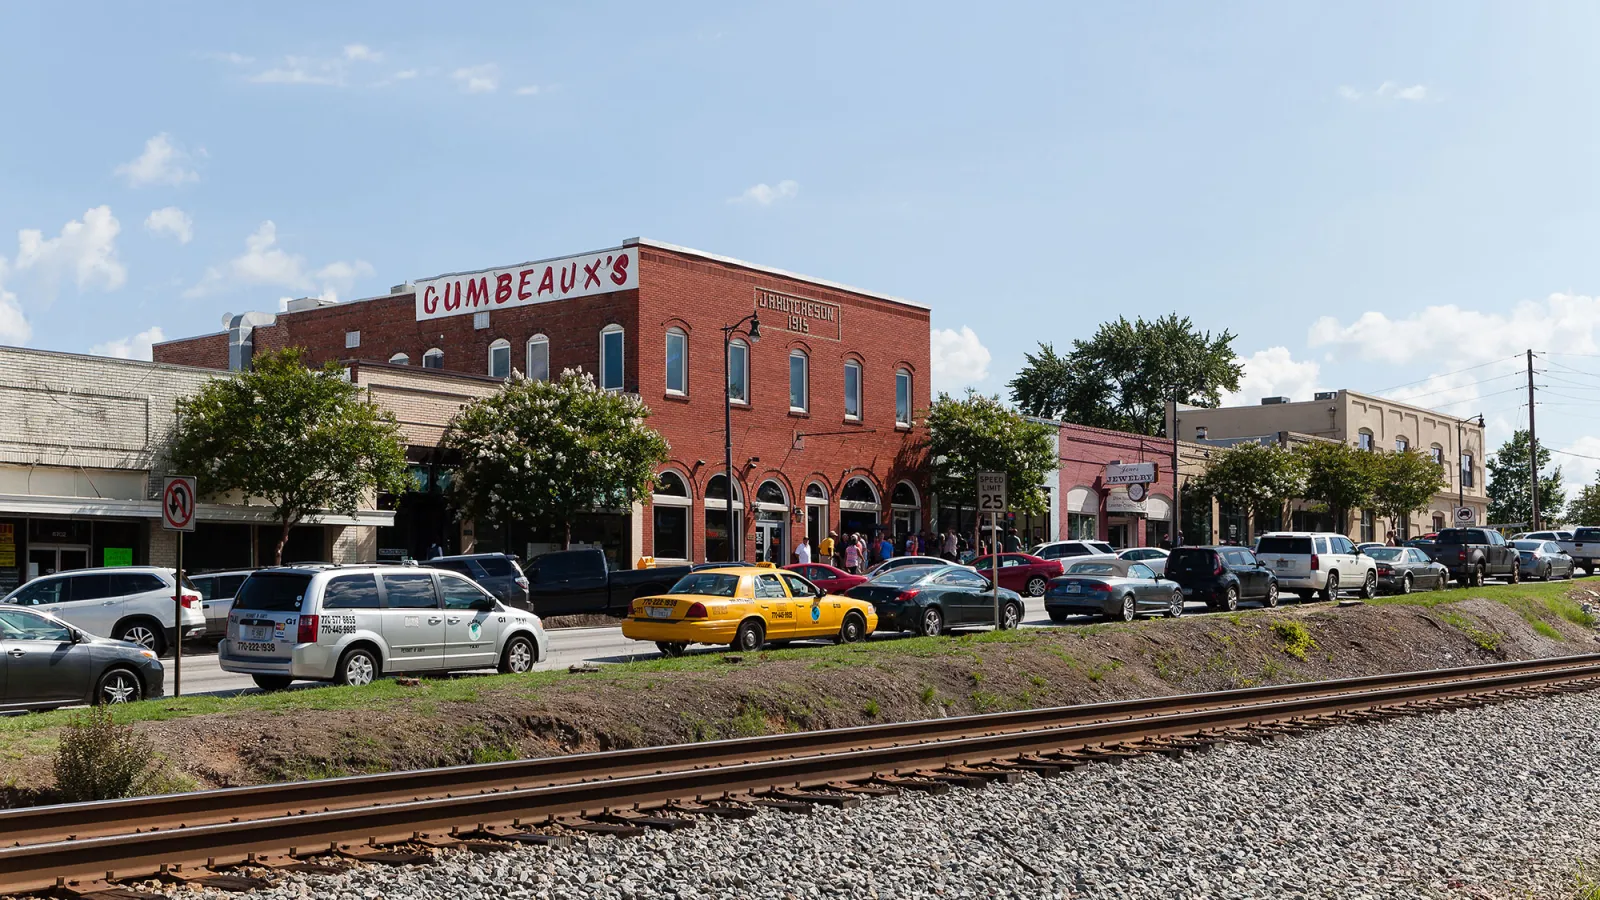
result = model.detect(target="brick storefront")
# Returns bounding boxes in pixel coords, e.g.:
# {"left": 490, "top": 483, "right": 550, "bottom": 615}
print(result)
{"left": 157, "top": 239, "right": 931, "bottom": 566}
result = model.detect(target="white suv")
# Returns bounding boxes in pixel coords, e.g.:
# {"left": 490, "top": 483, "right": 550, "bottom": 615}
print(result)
{"left": 1032, "top": 540, "right": 1117, "bottom": 561}
{"left": 1255, "top": 532, "right": 1378, "bottom": 602}
{"left": 1, "top": 567, "right": 206, "bottom": 655}
{"left": 219, "top": 564, "right": 550, "bottom": 691}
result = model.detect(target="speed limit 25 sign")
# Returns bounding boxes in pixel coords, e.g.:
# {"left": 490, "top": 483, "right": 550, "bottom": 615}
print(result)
{"left": 977, "top": 472, "right": 1007, "bottom": 513}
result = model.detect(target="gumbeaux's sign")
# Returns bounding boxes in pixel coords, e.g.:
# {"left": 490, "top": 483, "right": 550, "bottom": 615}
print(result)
{"left": 415, "top": 247, "right": 638, "bottom": 321}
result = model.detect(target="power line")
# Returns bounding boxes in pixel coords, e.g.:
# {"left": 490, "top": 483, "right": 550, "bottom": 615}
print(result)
{"left": 1375, "top": 369, "right": 1522, "bottom": 403}
{"left": 1429, "top": 385, "right": 1528, "bottom": 408}
{"left": 1370, "top": 354, "right": 1522, "bottom": 395}
{"left": 1551, "top": 447, "right": 1600, "bottom": 463}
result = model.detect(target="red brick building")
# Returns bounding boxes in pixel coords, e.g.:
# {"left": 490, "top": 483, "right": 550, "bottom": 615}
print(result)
{"left": 156, "top": 239, "right": 931, "bottom": 566}
{"left": 1054, "top": 423, "right": 1181, "bottom": 549}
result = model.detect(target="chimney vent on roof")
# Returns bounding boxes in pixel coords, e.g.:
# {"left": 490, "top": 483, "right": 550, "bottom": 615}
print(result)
{"left": 285, "top": 296, "right": 339, "bottom": 313}
{"left": 1261, "top": 396, "right": 1290, "bottom": 405}
{"left": 1314, "top": 391, "right": 1338, "bottom": 401}
{"left": 391, "top": 283, "right": 414, "bottom": 294}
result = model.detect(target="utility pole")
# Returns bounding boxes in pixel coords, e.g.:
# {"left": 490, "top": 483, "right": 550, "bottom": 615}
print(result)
{"left": 1528, "top": 348, "right": 1540, "bottom": 531}
{"left": 1170, "top": 394, "right": 1181, "bottom": 549}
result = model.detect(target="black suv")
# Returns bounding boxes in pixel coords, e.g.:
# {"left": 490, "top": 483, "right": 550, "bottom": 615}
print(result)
{"left": 427, "top": 553, "right": 530, "bottom": 609}
{"left": 1164, "top": 546, "right": 1280, "bottom": 611}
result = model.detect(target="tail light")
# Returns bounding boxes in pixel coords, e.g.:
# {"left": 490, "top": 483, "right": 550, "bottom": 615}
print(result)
{"left": 1377, "top": 565, "right": 1393, "bottom": 576}
{"left": 896, "top": 589, "right": 921, "bottom": 602}
{"left": 1089, "top": 582, "right": 1113, "bottom": 593}
{"left": 180, "top": 590, "right": 201, "bottom": 609}
{"left": 1458, "top": 551, "right": 1467, "bottom": 562}
{"left": 1310, "top": 554, "right": 1320, "bottom": 571}
{"left": 515, "top": 576, "right": 529, "bottom": 590}
{"left": 297, "top": 614, "right": 319, "bottom": 644}
{"left": 685, "top": 602, "right": 708, "bottom": 618}
{"left": 1051, "top": 561, "right": 1064, "bottom": 576}
{"left": 1213, "top": 555, "right": 1225, "bottom": 576}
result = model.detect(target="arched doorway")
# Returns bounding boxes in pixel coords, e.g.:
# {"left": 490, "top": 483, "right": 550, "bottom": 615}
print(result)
{"left": 839, "top": 476, "right": 881, "bottom": 538}
{"left": 651, "top": 470, "right": 693, "bottom": 562}
{"left": 754, "top": 480, "right": 790, "bottom": 564}
{"left": 891, "top": 481, "right": 920, "bottom": 541}
{"left": 805, "top": 482, "right": 829, "bottom": 558}
{"left": 704, "top": 474, "right": 743, "bottom": 562}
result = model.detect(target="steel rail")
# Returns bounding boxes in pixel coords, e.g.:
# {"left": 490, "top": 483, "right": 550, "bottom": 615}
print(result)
{"left": 1, "top": 659, "right": 1597, "bottom": 893}
{"left": 2, "top": 653, "right": 1597, "bottom": 848}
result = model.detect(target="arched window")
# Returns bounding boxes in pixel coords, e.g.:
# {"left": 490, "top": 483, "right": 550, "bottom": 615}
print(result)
{"left": 665, "top": 328, "right": 687, "bottom": 396}
{"left": 805, "top": 483, "right": 827, "bottom": 502}
{"left": 600, "top": 324, "right": 624, "bottom": 391}
{"left": 389, "top": 352, "right": 410, "bottom": 365}
{"left": 423, "top": 348, "right": 444, "bottom": 369}
{"left": 1395, "top": 436, "right": 1409, "bottom": 453}
{"left": 895, "top": 369, "right": 912, "bottom": 427}
{"left": 843, "top": 360, "right": 862, "bottom": 420}
{"left": 1357, "top": 429, "right": 1374, "bottom": 451}
{"left": 757, "top": 480, "right": 788, "bottom": 507}
{"left": 706, "top": 474, "right": 744, "bottom": 505}
{"left": 704, "top": 473, "right": 743, "bottom": 562}
{"left": 526, "top": 335, "right": 550, "bottom": 383}
{"left": 728, "top": 339, "right": 750, "bottom": 404}
{"left": 839, "top": 476, "right": 879, "bottom": 535}
{"left": 891, "top": 480, "right": 920, "bottom": 538}
{"left": 488, "top": 339, "right": 511, "bottom": 378}
{"left": 842, "top": 478, "right": 879, "bottom": 505}
{"left": 651, "top": 469, "right": 692, "bottom": 561}
{"left": 789, "top": 350, "right": 808, "bottom": 412}
{"left": 1430, "top": 444, "right": 1444, "bottom": 466}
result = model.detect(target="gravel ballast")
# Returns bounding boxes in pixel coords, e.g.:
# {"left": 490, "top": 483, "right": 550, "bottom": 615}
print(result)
{"left": 185, "top": 689, "right": 1600, "bottom": 900}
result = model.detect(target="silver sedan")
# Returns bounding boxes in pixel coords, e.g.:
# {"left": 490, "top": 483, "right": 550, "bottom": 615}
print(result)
{"left": 0, "top": 607, "right": 165, "bottom": 710}
{"left": 1512, "top": 540, "right": 1576, "bottom": 581}
{"left": 1044, "top": 557, "right": 1184, "bottom": 622}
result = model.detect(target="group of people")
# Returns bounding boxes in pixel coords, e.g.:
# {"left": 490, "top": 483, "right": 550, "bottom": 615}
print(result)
{"left": 792, "top": 525, "right": 1029, "bottom": 574}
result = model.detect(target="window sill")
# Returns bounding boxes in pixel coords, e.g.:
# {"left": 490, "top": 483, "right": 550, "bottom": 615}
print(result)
{"left": 789, "top": 408, "right": 810, "bottom": 418}
{"left": 843, "top": 417, "right": 863, "bottom": 425}
{"left": 894, "top": 422, "right": 912, "bottom": 432}
{"left": 729, "top": 399, "right": 750, "bottom": 408}
{"left": 662, "top": 392, "right": 691, "bottom": 403}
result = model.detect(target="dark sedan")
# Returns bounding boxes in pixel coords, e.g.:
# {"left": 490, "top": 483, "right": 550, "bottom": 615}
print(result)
{"left": 0, "top": 607, "right": 165, "bottom": 710}
{"left": 1044, "top": 558, "right": 1184, "bottom": 622}
{"left": 1364, "top": 546, "right": 1449, "bottom": 594}
{"left": 1164, "top": 546, "right": 1279, "bottom": 611}
{"left": 846, "top": 565, "right": 1026, "bottom": 636}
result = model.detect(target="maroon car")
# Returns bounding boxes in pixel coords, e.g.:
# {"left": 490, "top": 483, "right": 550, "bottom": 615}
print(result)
{"left": 971, "top": 552, "right": 1065, "bottom": 597}
{"left": 785, "top": 563, "right": 867, "bottom": 594}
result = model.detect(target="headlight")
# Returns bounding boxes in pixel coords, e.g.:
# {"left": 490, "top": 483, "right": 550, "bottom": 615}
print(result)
{"left": 866, "top": 603, "right": 876, "bottom": 614}
{"left": 138, "top": 649, "right": 157, "bottom": 660}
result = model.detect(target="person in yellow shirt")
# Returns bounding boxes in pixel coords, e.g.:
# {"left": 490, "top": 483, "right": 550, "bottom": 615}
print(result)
{"left": 819, "top": 531, "right": 837, "bottom": 567}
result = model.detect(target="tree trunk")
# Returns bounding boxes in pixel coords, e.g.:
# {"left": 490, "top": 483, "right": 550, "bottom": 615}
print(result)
{"left": 563, "top": 519, "right": 572, "bottom": 551}
{"left": 275, "top": 519, "right": 292, "bottom": 566}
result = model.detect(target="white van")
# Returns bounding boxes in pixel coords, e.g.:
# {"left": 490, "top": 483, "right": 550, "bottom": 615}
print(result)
{"left": 218, "top": 564, "right": 549, "bottom": 691}
{"left": 2, "top": 567, "right": 205, "bottom": 656}
{"left": 1255, "top": 532, "right": 1378, "bottom": 602}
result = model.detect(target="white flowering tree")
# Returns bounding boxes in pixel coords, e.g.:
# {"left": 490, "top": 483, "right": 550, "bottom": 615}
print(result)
{"left": 444, "top": 369, "right": 670, "bottom": 549}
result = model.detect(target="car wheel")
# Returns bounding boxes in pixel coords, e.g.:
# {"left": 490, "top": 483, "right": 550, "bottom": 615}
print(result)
{"left": 731, "top": 619, "right": 765, "bottom": 652}
{"left": 1115, "top": 593, "right": 1136, "bottom": 623}
{"left": 499, "top": 635, "right": 535, "bottom": 674}
{"left": 838, "top": 612, "right": 866, "bottom": 644}
{"left": 94, "top": 668, "right": 143, "bottom": 705}
{"left": 1047, "top": 609, "right": 1068, "bottom": 624}
{"left": 1165, "top": 590, "right": 1184, "bottom": 619}
{"left": 1508, "top": 564, "right": 1520, "bottom": 585}
{"left": 114, "top": 621, "right": 166, "bottom": 658}
{"left": 1025, "top": 576, "right": 1048, "bottom": 597}
{"left": 252, "top": 674, "right": 293, "bottom": 692}
{"left": 1472, "top": 565, "right": 1485, "bottom": 588}
{"left": 334, "top": 647, "right": 378, "bottom": 687}
{"left": 655, "top": 641, "right": 689, "bottom": 658}
{"left": 1263, "top": 581, "right": 1280, "bottom": 608}
{"left": 920, "top": 607, "right": 944, "bottom": 637}
{"left": 1320, "top": 572, "right": 1340, "bottom": 603}
{"left": 1223, "top": 585, "right": 1239, "bottom": 612}
{"left": 1541, "top": 563, "right": 1551, "bottom": 582}
{"left": 1359, "top": 570, "right": 1377, "bottom": 600}
{"left": 1399, "top": 573, "right": 1412, "bottom": 595}
{"left": 1000, "top": 601, "right": 1023, "bottom": 630}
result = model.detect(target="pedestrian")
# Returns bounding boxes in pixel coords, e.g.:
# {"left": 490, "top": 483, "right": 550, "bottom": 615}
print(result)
{"left": 427, "top": 541, "right": 443, "bottom": 560}
{"left": 820, "top": 531, "right": 837, "bottom": 567}
{"left": 942, "top": 528, "right": 959, "bottom": 561}
{"left": 1385, "top": 532, "right": 1399, "bottom": 547}
{"left": 877, "top": 532, "right": 895, "bottom": 563}
{"left": 796, "top": 536, "right": 812, "bottom": 565}
{"left": 844, "top": 536, "right": 862, "bottom": 574}
{"left": 1003, "top": 527, "right": 1022, "bottom": 553}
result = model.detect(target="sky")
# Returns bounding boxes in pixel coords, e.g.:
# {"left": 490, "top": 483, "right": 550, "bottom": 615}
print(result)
{"left": 4, "top": 2, "right": 1600, "bottom": 486}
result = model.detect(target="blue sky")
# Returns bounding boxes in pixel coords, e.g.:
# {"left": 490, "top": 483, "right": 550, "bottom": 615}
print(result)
{"left": 5, "top": 2, "right": 1600, "bottom": 485}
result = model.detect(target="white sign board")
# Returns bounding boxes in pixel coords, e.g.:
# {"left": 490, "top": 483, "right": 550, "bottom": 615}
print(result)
{"left": 415, "top": 246, "right": 638, "bottom": 321}
{"left": 1104, "top": 461, "right": 1158, "bottom": 485}
{"left": 978, "top": 472, "right": 1007, "bottom": 513}
{"left": 1453, "top": 506, "right": 1476, "bottom": 525}
{"left": 162, "top": 476, "right": 197, "bottom": 532}
{"left": 1107, "top": 490, "right": 1147, "bottom": 514}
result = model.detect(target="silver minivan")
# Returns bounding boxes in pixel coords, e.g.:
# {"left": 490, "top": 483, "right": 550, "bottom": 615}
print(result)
{"left": 217, "top": 564, "right": 549, "bottom": 691}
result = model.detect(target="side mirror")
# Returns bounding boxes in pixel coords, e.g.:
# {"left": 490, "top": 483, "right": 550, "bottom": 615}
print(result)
{"left": 815, "top": 586, "right": 827, "bottom": 600}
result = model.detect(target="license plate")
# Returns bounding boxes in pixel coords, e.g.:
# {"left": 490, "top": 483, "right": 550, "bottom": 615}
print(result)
{"left": 1065, "top": 583, "right": 1081, "bottom": 593}
{"left": 1181, "top": 587, "right": 1193, "bottom": 595}
{"left": 246, "top": 625, "right": 271, "bottom": 641}
{"left": 647, "top": 607, "right": 673, "bottom": 618}
{"left": 1276, "top": 559, "right": 1288, "bottom": 567}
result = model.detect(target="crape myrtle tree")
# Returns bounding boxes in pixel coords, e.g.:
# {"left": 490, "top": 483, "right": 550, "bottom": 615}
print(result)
{"left": 445, "top": 369, "right": 670, "bottom": 550}
{"left": 167, "top": 348, "right": 413, "bottom": 565}
{"left": 1193, "top": 442, "right": 1307, "bottom": 533}
{"left": 1567, "top": 482, "right": 1600, "bottom": 528}
{"left": 1371, "top": 450, "right": 1448, "bottom": 538}
{"left": 924, "top": 391, "right": 1057, "bottom": 523}
{"left": 1293, "top": 440, "right": 1377, "bottom": 535}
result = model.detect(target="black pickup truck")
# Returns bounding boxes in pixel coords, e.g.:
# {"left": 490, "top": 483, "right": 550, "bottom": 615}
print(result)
{"left": 523, "top": 548, "right": 693, "bottom": 618}
{"left": 1425, "top": 528, "right": 1520, "bottom": 586}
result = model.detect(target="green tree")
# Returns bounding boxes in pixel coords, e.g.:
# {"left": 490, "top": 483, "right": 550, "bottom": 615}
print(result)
{"left": 1487, "top": 429, "right": 1565, "bottom": 527}
{"left": 1566, "top": 482, "right": 1600, "bottom": 527}
{"left": 1193, "top": 442, "right": 1307, "bottom": 532}
{"left": 1371, "top": 450, "right": 1447, "bottom": 535}
{"left": 445, "top": 369, "right": 670, "bottom": 549}
{"left": 1007, "top": 314, "right": 1243, "bottom": 436}
{"left": 1294, "top": 441, "right": 1378, "bottom": 532}
{"left": 924, "top": 391, "right": 1057, "bottom": 516}
{"left": 168, "top": 348, "right": 413, "bottom": 564}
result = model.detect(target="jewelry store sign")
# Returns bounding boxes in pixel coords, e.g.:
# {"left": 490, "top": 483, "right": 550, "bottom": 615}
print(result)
{"left": 756, "top": 288, "right": 841, "bottom": 341}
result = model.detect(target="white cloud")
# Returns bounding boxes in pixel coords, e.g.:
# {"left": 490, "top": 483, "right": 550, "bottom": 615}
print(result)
{"left": 452, "top": 64, "right": 499, "bottom": 93}
{"left": 515, "top": 85, "right": 541, "bottom": 96}
{"left": 1391, "top": 84, "right": 1428, "bottom": 101}
{"left": 1339, "top": 82, "right": 1431, "bottom": 103}
{"left": 144, "top": 207, "right": 193, "bottom": 244}
{"left": 1338, "top": 85, "right": 1361, "bottom": 101}
{"left": 0, "top": 261, "right": 30, "bottom": 345}
{"left": 1309, "top": 295, "right": 1600, "bottom": 367}
{"left": 930, "top": 326, "right": 992, "bottom": 393}
{"left": 1554, "top": 437, "right": 1600, "bottom": 490}
{"left": 343, "top": 43, "right": 381, "bottom": 62}
{"left": 185, "top": 220, "right": 372, "bottom": 299}
{"left": 250, "top": 56, "right": 346, "bottom": 86}
{"left": 114, "top": 133, "right": 198, "bottom": 187}
{"left": 91, "top": 326, "right": 166, "bottom": 361}
{"left": 730, "top": 180, "right": 800, "bottom": 206}
{"left": 393, "top": 69, "right": 418, "bottom": 80}
{"left": 1223, "top": 346, "right": 1322, "bottom": 406}
{"left": 13, "top": 205, "right": 126, "bottom": 292}
{"left": 203, "top": 51, "right": 254, "bottom": 65}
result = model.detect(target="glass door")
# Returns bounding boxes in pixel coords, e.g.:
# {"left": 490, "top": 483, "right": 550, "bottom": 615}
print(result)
{"left": 25, "top": 545, "right": 89, "bottom": 580}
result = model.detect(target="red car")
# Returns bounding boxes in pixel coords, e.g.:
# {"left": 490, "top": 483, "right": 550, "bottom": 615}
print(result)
{"left": 784, "top": 563, "right": 867, "bottom": 594}
{"left": 971, "top": 552, "right": 1065, "bottom": 597}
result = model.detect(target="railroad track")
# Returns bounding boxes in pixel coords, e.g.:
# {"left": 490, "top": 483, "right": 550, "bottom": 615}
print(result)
{"left": 5, "top": 653, "right": 1600, "bottom": 898}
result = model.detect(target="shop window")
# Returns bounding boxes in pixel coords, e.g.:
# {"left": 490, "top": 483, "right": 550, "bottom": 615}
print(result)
{"left": 526, "top": 335, "right": 550, "bottom": 382}
{"left": 389, "top": 352, "right": 410, "bottom": 365}
{"left": 704, "top": 474, "right": 743, "bottom": 562}
{"left": 839, "top": 476, "right": 880, "bottom": 536}
{"left": 600, "top": 325, "right": 624, "bottom": 391}
{"left": 345, "top": 331, "right": 361, "bottom": 349}
{"left": 488, "top": 339, "right": 511, "bottom": 379}
{"left": 844, "top": 361, "right": 862, "bottom": 420}
{"left": 895, "top": 369, "right": 912, "bottom": 427}
{"left": 651, "top": 470, "right": 692, "bottom": 561}
{"left": 423, "top": 348, "right": 444, "bottom": 369}
{"left": 789, "top": 350, "right": 808, "bottom": 412}
{"left": 1067, "top": 513, "right": 1098, "bottom": 541}
{"left": 728, "top": 339, "right": 750, "bottom": 404}
{"left": 666, "top": 328, "right": 687, "bottom": 395}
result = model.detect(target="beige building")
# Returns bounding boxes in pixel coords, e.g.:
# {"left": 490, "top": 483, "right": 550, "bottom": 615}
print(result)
{"left": 1168, "top": 390, "right": 1487, "bottom": 541}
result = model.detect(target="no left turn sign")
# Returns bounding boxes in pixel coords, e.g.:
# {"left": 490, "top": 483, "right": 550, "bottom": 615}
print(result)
{"left": 163, "top": 476, "right": 197, "bottom": 532}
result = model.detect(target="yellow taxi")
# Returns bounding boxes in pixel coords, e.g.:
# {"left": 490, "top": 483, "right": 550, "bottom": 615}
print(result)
{"left": 621, "top": 566, "right": 879, "bottom": 656}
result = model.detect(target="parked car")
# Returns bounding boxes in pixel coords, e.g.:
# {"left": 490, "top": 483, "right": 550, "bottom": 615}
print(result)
{"left": 0, "top": 606, "right": 165, "bottom": 709}
{"left": 1164, "top": 546, "right": 1279, "bottom": 611}
{"left": 784, "top": 563, "right": 866, "bottom": 595}
{"left": 1255, "top": 532, "right": 1379, "bottom": 601}
{"left": 1425, "top": 528, "right": 1520, "bottom": 586}
{"left": 220, "top": 564, "right": 549, "bottom": 691}
{"left": 1117, "top": 547, "right": 1170, "bottom": 577}
{"left": 847, "top": 565, "right": 1026, "bottom": 635}
{"left": 970, "top": 552, "right": 1065, "bottom": 597}
{"left": 622, "top": 567, "right": 878, "bottom": 656}
{"left": 521, "top": 548, "right": 692, "bottom": 617}
{"left": 865, "top": 556, "right": 957, "bottom": 579}
{"left": 1558, "top": 528, "right": 1600, "bottom": 576}
{"left": 1403, "top": 538, "right": 1436, "bottom": 553}
{"left": 1031, "top": 540, "right": 1117, "bottom": 562}
{"left": 1511, "top": 540, "right": 1575, "bottom": 581}
{"left": 2, "top": 567, "right": 205, "bottom": 656}
{"left": 190, "top": 569, "right": 254, "bottom": 639}
{"left": 1512, "top": 530, "right": 1573, "bottom": 543}
{"left": 427, "top": 553, "right": 529, "bottom": 609}
{"left": 1362, "top": 546, "right": 1450, "bottom": 594}
{"left": 1043, "top": 558, "right": 1184, "bottom": 622}
{"left": 1356, "top": 542, "right": 1387, "bottom": 553}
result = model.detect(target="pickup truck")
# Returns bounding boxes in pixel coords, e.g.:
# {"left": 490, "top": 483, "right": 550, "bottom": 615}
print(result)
{"left": 1425, "top": 527, "right": 1520, "bottom": 586}
{"left": 523, "top": 548, "right": 693, "bottom": 618}
{"left": 1558, "top": 527, "right": 1600, "bottom": 576}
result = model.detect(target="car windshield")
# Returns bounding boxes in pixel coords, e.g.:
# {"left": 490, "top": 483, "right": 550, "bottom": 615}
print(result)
{"left": 873, "top": 566, "right": 938, "bottom": 585}
{"left": 666, "top": 573, "right": 741, "bottom": 597}
{"left": 1434, "top": 530, "right": 1477, "bottom": 544}
{"left": 232, "top": 573, "right": 312, "bottom": 612}
{"left": 1512, "top": 541, "right": 1544, "bottom": 551}
{"left": 1365, "top": 548, "right": 1403, "bottom": 561}
{"left": 1256, "top": 537, "right": 1312, "bottom": 555}
{"left": 1066, "top": 562, "right": 1117, "bottom": 575}
{"left": 1575, "top": 528, "right": 1600, "bottom": 541}
{"left": 1167, "top": 549, "right": 1216, "bottom": 571}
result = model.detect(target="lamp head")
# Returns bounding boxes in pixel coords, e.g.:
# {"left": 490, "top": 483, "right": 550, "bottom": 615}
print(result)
{"left": 748, "top": 315, "right": 761, "bottom": 343}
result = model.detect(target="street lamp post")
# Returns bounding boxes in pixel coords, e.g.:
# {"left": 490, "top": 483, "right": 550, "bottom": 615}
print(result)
{"left": 1457, "top": 413, "right": 1484, "bottom": 523}
{"left": 722, "top": 312, "right": 761, "bottom": 561}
